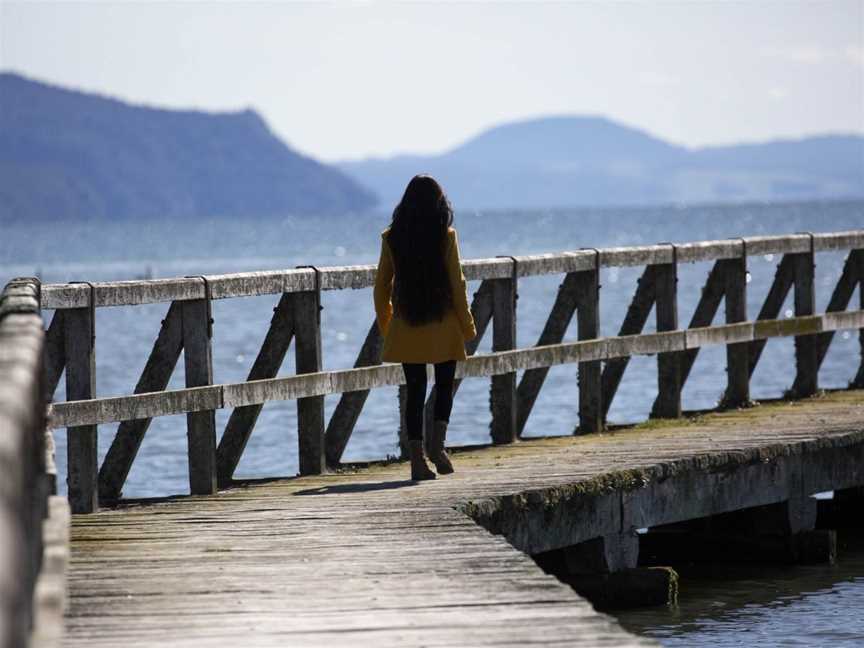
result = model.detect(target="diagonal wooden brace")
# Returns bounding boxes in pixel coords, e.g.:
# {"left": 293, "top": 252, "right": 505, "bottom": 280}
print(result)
{"left": 601, "top": 265, "right": 657, "bottom": 421}
{"left": 98, "top": 301, "right": 184, "bottom": 500}
{"left": 43, "top": 310, "right": 65, "bottom": 401}
{"left": 216, "top": 293, "right": 295, "bottom": 486}
{"left": 651, "top": 259, "right": 727, "bottom": 414}
{"left": 516, "top": 271, "right": 581, "bottom": 436}
{"left": 748, "top": 254, "right": 796, "bottom": 377}
{"left": 793, "top": 249, "right": 862, "bottom": 394}
{"left": 324, "top": 319, "right": 383, "bottom": 467}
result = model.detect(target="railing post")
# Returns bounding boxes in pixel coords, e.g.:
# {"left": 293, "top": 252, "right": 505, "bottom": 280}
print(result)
{"left": 576, "top": 252, "right": 603, "bottom": 433}
{"left": 854, "top": 250, "right": 864, "bottom": 388}
{"left": 294, "top": 267, "right": 325, "bottom": 475}
{"left": 724, "top": 245, "right": 750, "bottom": 407}
{"left": 182, "top": 287, "right": 217, "bottom": 495}
{"left": 653, "top": 247, "right": 682, "bottom": 419}
{"left": 490, "top": 258, "right": 517, "bottom": 444}
{"left": 65, "top": 283, "right": 97, "bottom": 513}
{"left": 792, "top": 236, "right": 818, "bottom": 397}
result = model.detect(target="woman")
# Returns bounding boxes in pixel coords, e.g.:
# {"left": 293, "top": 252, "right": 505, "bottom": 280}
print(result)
{"left": 373, "top": 175, "right": 477, "bottom": 481}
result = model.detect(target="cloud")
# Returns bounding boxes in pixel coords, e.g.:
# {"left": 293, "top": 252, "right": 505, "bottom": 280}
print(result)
{"left": 639, "top": 72, "right": 680, "bottom": 87}
{"left": 760, "top": 44, "right": 864, "bottom": 66}
{"left": 845, "top": 45, "right": 864, "bottom": 67}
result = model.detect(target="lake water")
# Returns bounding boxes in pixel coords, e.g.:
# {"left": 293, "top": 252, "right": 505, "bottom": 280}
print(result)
{"left": 617, "top": 533, "right": 864, "bottom": 647}
{"left": 2, "top": 199, "right": 863, "bottom": 646}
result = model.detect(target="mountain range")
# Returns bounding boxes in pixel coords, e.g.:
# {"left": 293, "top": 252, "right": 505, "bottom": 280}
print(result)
{"left": 0, "top": 73, "right": 375, "bottom": 221}
{"left": 1, "top": 72, "right": 861, "bottom": 221}
{"left": 337, "top": 116, "right": 864, "bottom": 209}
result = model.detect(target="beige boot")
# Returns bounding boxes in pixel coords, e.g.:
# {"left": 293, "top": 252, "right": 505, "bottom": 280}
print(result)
{"left": 428, "top": 420, "right": 454, "bottom": 475}
{"left": 409, "top": 440, "right": 436, "bottom": 481}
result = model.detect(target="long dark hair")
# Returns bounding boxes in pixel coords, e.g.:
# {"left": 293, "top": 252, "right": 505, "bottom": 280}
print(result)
{"left": 386, "top": 175, "right": 455, "bottom": 326}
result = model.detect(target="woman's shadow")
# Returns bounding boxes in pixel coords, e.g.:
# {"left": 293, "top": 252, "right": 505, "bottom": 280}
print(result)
{"left": 293, "top": 479, "right": 416, "bottom": 496}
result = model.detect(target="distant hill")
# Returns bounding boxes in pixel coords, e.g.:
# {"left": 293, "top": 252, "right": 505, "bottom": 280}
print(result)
{"left": 337, "top": 116, "right": 864, "bottom": 209}
{"left": 0, "top": 73, "right": 376, "bottom": 221}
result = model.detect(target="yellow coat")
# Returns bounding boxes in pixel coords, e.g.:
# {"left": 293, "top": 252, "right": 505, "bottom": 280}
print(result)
{"left": 374, "top": 226, "right": 477, "bottom": 363}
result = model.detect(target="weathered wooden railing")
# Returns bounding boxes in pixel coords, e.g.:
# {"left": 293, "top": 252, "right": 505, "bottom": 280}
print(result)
{"left": 1, "top": 278, "right": 69, "bottom": 648}
{"left": 40, "top": 231, "right": 864, "bottom": 514}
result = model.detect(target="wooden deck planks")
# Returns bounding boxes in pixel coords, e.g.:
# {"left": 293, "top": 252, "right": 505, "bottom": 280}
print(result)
{"left": 63, "top": 391, "right": 864, "bottom": 648}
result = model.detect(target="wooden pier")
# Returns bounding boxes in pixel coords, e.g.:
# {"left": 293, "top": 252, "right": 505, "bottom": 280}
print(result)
{"left": 3, "top": 229, "right": 864, "bottom": 647}
{"left": 62, "top": 391, "right": 864, "bottom": 647}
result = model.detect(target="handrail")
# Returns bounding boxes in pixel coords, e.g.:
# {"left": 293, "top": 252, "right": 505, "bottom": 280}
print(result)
{"left": 46, "top": 309, "right": 864, "bottom": 429}
{"left": 40, "top": 229, "right": 864, "bottom": 514}
{"left": 40, "top": 230, "right": 864, "bottom": 309}
{"left": 0, "top": 277, "right": 62, "bottom": 647}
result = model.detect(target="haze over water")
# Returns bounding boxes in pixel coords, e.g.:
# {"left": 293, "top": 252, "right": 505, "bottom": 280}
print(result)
{"left": 2, "top": 199, "right": 863, "bottom": 647}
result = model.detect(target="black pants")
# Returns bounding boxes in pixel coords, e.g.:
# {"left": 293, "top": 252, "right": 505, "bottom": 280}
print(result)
{"left": 402, "top": 361, "right": 457, "bottom": 441}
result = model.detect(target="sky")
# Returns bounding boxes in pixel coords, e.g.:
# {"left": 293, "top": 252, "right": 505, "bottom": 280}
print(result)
{"left": 1, "top": 0, "right": 862, "bottom": 162}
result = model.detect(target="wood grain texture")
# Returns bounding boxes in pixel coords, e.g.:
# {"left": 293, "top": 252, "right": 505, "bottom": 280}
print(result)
{"left": 47, "top": 310, "right": 864, "bottom": 429}
{"left": 748, "top": 254, "right": 796, "bottom": 377}
{"left": 856, "top": 250, "right": 864, "bottom": 389}
{"left": 792, "top": 250, "right": 818, "bottom": 397}
{"left": 669, "top": 259, "right": 726, "bottom": 398}
{"left": 217, "top": 294, "right": 294, "bottom": 485}
{"left": 64, "top": 307, "right": 97, "bottom": 514}
{"left": 792, "top": 249, "right": 861, "bottom": 395}
{"left": 181, "top": 299, "right": 217, "bottom": 496}
{"left": 43, "top": 310, "right": 65, "bottom": 401}
{"left": 40, "top": 231, "right": 863, "bottom": 309}
{"left": 0, "top": 278, "right": 46, "bottom": 648}
{"left": 575, "top": 269, "right": 602, "bottom": 434}
{"left": 325, "top": 320, "right": 382, "bottom": 467}
{"left": 61, "top": 391, "right": 864, "bottom": 648}
{"left": 652, "top": 261, "right": 682, "bottom": 419}
{"left": 490, "top": 275, "right": 517, "bottom": 445}
{"left": 293, "top": 291, "right": 325, "bottom": 476}
{"left": 601, "top": 265, "right": 656, "bottom": 420}
{"left": 516, "top": 272, "right": 581, "bottom": 436}
{"left": 723, "top": 257, "right": 750, "bottom": 407}
{"left": 99, "top": 302, "right": 184, "bottom": 500}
